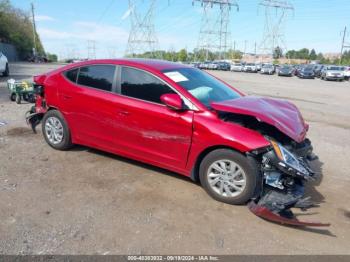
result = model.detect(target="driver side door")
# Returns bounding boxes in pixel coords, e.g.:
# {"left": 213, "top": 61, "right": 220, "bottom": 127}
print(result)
{"left": 113, "top": 66, "right": 194, "bottom": 171}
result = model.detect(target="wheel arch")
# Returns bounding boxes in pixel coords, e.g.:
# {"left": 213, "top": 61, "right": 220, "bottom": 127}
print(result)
{"left": 190, "top": 145, "right": 246, "bottom": 182}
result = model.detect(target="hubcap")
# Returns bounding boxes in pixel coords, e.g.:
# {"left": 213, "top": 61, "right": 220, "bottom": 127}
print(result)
{"left": 45, "top": 117, "right": 64, "bottom": 145}
{"left": 207, "top": 160, "right": 246, "bottom": 197}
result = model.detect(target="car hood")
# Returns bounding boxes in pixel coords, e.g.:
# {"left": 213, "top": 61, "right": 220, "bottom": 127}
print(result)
{"left": 211, "top": 96, "right": 308, "bottom": 143}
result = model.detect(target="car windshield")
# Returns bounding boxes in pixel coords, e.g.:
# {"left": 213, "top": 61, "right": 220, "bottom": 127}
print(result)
{"left": 162, "top": 68, "right": 241, "bottom": 107}
{"left": 246, "top": 63, "right": 255, "bottom": 66}
{"left": 327, "top": 66, "right": 343, "bottom": 71}
{"left": 263, "top": 65, "right": 273, "bottom": 68}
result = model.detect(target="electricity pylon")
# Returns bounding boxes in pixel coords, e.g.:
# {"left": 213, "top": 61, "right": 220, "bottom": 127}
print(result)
{"left": 258, "top": 0, "right": 294, "bottom": 56}
{"left": 125, "top": 0, "right": 159, "bottom": 58}
{"left": 193, "top": 0, "right": 239, "bottom": 60}
{"left": 87, "top": 40, "right": 96, "bottom": 59}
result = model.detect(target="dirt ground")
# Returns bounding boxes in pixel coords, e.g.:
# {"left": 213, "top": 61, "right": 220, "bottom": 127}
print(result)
{"left": 0, "top": 63, "right": 349, "bottom": 255}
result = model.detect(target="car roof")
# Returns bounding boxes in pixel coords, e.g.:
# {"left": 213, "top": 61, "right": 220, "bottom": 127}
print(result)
{"left": 64, "top": 58, "right": 191, "bottom": 72}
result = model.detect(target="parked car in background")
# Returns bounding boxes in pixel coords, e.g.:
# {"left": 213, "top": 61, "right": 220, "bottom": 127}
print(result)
{"left": 217, "top": 61, "right": 231, "bottom": 71}
{"left": 298, "top": 66, "right": 315, "bottom": 79}
{"left": 343, "top": 66, "right": 350, "bottom": 80}
{"left": 255, "top": 63, "right": 262, "bottom": 71}
{"left": 321, "top": 65, "right": 345, "bottom": 81}
{"left": 277, "top": 65, "right": 294, "bottom": 77}
{"left": 208, "top": 61, "right": 218, "bottom": 70}
{"left": 313, "top": 65, "right": 324, "bottom": 78}
{"left": 243, "top": 63, "right": 258, "bottom": 73}
{"left": 294, "top": 65, "right": 304, "bottom": 77}
{"left": 0, "top": 52, "right": 9, "bottom": 77}
{"left": 230, "top": 63, "right": 243, "bottom": 72}
{"left": 26, "top": 58, "right": 325, "bottom": 227}
{"left": 260, "top": 64, "right": 275, "bottom": 75}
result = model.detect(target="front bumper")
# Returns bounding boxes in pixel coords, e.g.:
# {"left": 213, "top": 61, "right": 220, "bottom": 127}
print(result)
{"left": 248, "top": 139, "right": 330, "bottom": 227}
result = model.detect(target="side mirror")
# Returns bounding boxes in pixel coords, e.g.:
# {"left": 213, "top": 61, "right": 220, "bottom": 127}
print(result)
{"left": 160, "top": 93, "right": 184, "bottom": 111}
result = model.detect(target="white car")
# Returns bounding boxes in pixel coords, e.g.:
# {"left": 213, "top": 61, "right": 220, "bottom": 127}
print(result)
{"left": 0, "top": 52, "right": 9, "bottom": 77}
{"left": 343, "top": 66, "right": 350, "bottom": 80}
{"left": 260, "top": 64, "right": 275, "bottom": 75}
{"left": 230, "top": 63, "right": 243, "bottom": 72}
{"left": 243, "top": 63, "right": 258, "bottom": 73}
{"left": 321, "top": 66, "right": 345, "bottom": 81}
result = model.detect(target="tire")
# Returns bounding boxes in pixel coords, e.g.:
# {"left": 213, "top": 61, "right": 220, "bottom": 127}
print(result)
{"left": 199, "top": 149, "right": 260, "bottom": 205}
{"left": 2, "top": 64, "right": 9, "bottom": 77}
{"left": 15, "top": 94, "right": 21, "bottom": 104}
{"left": 42, "top": 110, "right": 73, "bottom": 150}
{"left": 10, "top": 93, "right": 16, "bottom": 101}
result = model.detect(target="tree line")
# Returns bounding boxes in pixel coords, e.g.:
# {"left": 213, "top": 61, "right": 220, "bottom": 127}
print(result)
{"left": 0, "top": 0, "right": 45, "bottom": 59}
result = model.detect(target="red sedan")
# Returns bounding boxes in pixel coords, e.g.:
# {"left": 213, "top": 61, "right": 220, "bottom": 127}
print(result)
{"left": 27, "top": 59, "right": 329, "bottom": 227}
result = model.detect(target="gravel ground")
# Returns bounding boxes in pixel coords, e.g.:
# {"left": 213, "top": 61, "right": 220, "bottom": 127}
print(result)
{"left": 0, "top": 63, "right": 349, "bottom": 255}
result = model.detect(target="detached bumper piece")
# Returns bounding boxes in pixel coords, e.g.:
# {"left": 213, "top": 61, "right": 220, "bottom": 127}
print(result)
{"left": 25, "top": 106, "right": 44, "bottom": 134}
{"left": 248, "top": 188, "right": 330, "bottom": 227}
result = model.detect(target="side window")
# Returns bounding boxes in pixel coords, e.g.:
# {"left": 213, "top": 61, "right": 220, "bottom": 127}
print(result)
{"left": 64, "top": 68, "right": 79, "bottom": 83}
{"left": 77, "top": 65, "right": 115, "bottom": 92}
{"left": 121, "top": 67, "right": 175, "bottom": 104}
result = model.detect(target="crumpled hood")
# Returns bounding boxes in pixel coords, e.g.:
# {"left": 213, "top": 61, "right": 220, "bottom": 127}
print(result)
{"left": 211, "top": 96, "right": 308, "bottom": 143}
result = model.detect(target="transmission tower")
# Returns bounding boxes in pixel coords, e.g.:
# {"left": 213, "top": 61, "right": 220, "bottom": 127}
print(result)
{"left": 193, "top": 0, "right": 239, "bottom": 60}
{"left": 125, "top": 0, "right": 159, "bottom": 58}
{"left": 87, "top": 40, "right": 96, "bottom": 60}
{"left": 258, "top": 0, "right": 294, "bottom": 57}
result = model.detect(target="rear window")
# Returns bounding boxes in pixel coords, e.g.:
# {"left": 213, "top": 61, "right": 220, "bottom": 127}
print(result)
{"left": 64, "top": 68, "right": 79, "bottom": 83}
{"left": 77, "top": 65, "right": 115, "bottom": 92}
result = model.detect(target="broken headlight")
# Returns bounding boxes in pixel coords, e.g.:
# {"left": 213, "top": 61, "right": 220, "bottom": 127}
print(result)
{"left": 270, "top": 140, "right": 311, "bottom": 178}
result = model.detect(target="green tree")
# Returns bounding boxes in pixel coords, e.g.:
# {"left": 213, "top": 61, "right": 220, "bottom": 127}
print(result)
{"left": 309, "top": 49, "right": 317, "bottom": 60}
{"left": 177, "top": 48, "right": 188, "bottom": 62}
{"left": 273, "top": 46, "right": 283, "bottom": 59}
{"left": 0, "top": 0, "right": 45, "bottom": 58}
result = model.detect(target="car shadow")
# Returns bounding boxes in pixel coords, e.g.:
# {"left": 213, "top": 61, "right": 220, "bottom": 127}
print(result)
{"left": 69, "top": 145, "right": 198, "bottom": 185}
{"left": 305, "top": 158, "right": 325, "bottom": 203}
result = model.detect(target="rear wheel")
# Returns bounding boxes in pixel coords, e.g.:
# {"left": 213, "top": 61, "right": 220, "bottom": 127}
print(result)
{"left": 42, "top": 110, "right": 73, "bottom": 150}
{"left": 199, "top": 149, "right": 259, "bottom": 205}
{"left": 10, "top": 93, "right": 16, "bottom": 101}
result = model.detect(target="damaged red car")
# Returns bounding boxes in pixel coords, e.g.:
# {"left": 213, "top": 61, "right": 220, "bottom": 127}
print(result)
{"left": 27, "top": 59, "right": 329, "bottom": 227}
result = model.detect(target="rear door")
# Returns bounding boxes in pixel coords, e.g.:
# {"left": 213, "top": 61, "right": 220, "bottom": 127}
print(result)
{"left": 59, "top": 64, "right": 120, "bottom": 149}
{"left": 113, "top": 66, "right": 194, "bottom": 169}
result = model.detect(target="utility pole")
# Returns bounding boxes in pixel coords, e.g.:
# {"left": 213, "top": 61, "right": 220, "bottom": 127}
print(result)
{"left": 233, "top": 40, "right": 236, "bottom": 51}
{"left": 258, "top": 0, "right": 294, "bottom": 58}
{"left": 193, "top": 0, "right": 239, "bottom": 60}
{"left": 244, "top": 40, "right": 247, "bottom": 55}
{"left": 125, "top": 0, "right": 159, "bottom": 58}
{"left": 31, "top": 2, "right": 37, "bottom": 56}
{"left": 254, "top": 41, "right": 257, "bottom": 56}
{"left": 340, "top": 26, "right": 350, "bottom": 65}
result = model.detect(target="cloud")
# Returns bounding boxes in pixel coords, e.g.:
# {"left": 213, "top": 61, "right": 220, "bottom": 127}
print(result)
{"left": 35, "top": 15, "right": 56, "bottom": 22}
{"left": 37, "top": 21, "right": 129, "bottom": 59}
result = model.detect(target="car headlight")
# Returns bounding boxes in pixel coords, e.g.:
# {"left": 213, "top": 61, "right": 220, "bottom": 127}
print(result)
{"left": 270, "top": 141, "right": 310, "bottom": 177}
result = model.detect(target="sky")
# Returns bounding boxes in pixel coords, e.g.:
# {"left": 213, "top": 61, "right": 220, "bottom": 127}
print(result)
{"left": 10, "top": 0, "right": 350, "bottom": 59}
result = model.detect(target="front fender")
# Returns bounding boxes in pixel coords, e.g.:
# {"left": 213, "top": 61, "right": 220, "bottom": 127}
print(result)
{"left": 186, "top": 112, "right": 270, "bottom": 174}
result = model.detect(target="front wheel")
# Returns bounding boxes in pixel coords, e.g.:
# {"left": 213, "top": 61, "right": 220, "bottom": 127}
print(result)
{"left": 42, "top": 110, "right": 73, "bottom": 150}
{"left": 199, "top": 149, "right": 259, "bottom": 205}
